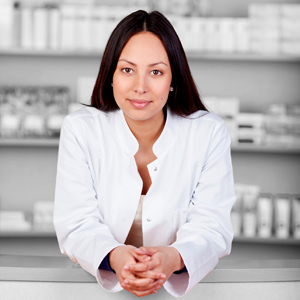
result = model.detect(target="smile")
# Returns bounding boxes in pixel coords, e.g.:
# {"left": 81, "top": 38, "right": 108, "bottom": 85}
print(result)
{"left": 128, "top": 99, "right": 151, "bottom": 109}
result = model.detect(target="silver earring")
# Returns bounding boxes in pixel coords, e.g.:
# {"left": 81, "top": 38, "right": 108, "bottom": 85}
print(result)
{"left": 170, "top": 87, "right": 174, "bottom": 91}
{"left": 111, "top": 83, "right": 113, "bottom": 87}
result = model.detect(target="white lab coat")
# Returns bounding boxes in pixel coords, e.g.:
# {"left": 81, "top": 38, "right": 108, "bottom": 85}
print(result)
{"left": 54, "top": 106, "right": 235, "bottom": 297}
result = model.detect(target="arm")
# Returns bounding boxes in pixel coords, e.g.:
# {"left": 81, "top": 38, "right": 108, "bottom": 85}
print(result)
{"left": 54, "top": 115, "right": 165, "bottom": 294}
{"left": 165, "top": 121, "right": 235, "bottom": 296}
{"left": 53, "top": 116, "right": 123, "bottom": 291}
{"left": 121, "top": 121, "right": 235, "bottom": 297}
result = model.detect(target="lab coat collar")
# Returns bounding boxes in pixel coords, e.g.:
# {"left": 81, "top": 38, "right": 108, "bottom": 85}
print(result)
{"left": 114, "top": 106, "right": 177, "bottom": 157}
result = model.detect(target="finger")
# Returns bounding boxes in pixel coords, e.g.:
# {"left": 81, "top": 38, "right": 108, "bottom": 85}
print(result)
{"left": 135, "top": 247, "right": 159, "bottom": 256}
{"left": 122, "top": 279, "right": 163, "bottom": 293}
{"left": 124, "top": 260, "right": 157, "bottom": 272}
{"left": 131, "top": 270, "right": 166, "bottom": 280}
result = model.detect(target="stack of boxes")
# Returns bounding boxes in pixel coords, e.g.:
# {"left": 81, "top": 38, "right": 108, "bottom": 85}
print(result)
{"left": 0, "top": 86, "right": 69, "bottom": 138}
{"left": 249, "top": 3, "right": 300, "bottom": 55}
{"left": 232, "top": 184, "right": 300, "bottom": 239}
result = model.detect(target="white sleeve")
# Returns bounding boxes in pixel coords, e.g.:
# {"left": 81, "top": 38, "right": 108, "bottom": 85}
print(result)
{"left": 53, "top": 116, "right": 123, "bottom": 292}
{"left": 165, "top": 122, "right": 236, "bottom": 297}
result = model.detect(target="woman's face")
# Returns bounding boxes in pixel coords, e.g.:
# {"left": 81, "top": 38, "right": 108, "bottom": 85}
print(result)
{"left": 112, "top": 32, "right": 172, "bottom": 123}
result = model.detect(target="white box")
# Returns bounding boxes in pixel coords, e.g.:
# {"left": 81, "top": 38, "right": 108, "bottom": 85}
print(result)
{"left": 242, "top": 185, "right": 260, "bottom": 237}
{"left": 235, "top": 18, "right": 250, "bottom": 53}
{"left": 33, "top": 7, "right": 47, "bottom": 49}
{"left": 257, "top": 194, "right": 273, "bottom": 238}
{"left": 48, "top": 6, "right": 60, "bottom": 49}
{"left": 282, "top": 4, "right": 300, "bottom": 18}
{"left": 218, "top": 18, "right": 235, "bottom": 52}
{"left": 21, "top": 6, "right": 33, "bottom": 48}
{"left": 292, "top": 195, "right": 300, "bottom": 239}
{"left": 275, "top": 195, "right": 291, "bottom": 239}
{"left": 281, "top": 41, "right": 300, "bottom": 55}
{"left": 33, "top": 201, "right": 55, "bottom": 231}
{"left": 248, "top": 4, "right": 281, "bottom": 19}
{"left": 204, "top": 18, "right": 219, "bottom": 52}
{"left": 60, "top": 4, "right": 77, "bottom": 49}
{"left": 0, "top": 2, "right": 13, "bottom": 48}
{"left": 76, "top": 4, "right": 92, "bottom": 50}
{"left": 236, "top": 113, "right": 264, "bottom": 129}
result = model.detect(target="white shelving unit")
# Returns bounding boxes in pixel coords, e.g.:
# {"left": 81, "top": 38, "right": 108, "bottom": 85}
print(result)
{"left": 1, "top": 49, "right": 299, "bottom": 251}
{"left": 1, "top": 48, "right": 300, "bottom": 62}
{"left": 1, "top": 138, "right": 300, "bottom": 154}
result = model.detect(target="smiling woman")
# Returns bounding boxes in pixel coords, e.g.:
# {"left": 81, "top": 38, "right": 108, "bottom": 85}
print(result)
{"left": 54, "top": 10, "right": 236, "bottom": 298}
{"left": 112, "top": 32, "right": 172, "bottom": 124}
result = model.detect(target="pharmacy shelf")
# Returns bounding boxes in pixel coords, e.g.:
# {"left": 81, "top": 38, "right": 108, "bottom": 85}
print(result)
{"left": 0, "top": 138, "right": 59, "bottom": 147}
{"left": 231, "top": 143, "right": 300, "bottom": 154}
{"left": 1, "top": 48, "right": 300, "bottom": 62}
{"left": 0, "top": 231, "right": 56, "bottom": 238}
{"left": 0, "top": 231, "right": 299, "bottom": 245}
{"left": 1, "top": 139, "right": 300, "bottom": 153}
{"left": 233, "top": 236, "right": 300, "bottom": 245}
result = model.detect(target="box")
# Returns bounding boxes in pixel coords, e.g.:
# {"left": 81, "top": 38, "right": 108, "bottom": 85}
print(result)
{"left": 275, "top": 194, "right": 291, "bottom": 239}
{"left": 33, "top": 201, "right": 55, "bottom": 232}
{"left": 257, "top": 194, "right": 273, "bottom": 238}
{"left": 292, "top": 195, "right": 300, "bottom": 239}
{"left": 242, "top": 185, "right": 260, "bottom": 237}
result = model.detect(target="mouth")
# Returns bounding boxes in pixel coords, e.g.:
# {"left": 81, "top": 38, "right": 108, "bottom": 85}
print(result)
{"left": 128, "top": 99, "right": 151, "bottom": 109}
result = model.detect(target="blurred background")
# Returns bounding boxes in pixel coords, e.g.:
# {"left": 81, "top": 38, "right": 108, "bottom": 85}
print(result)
{"left": 0, "top": 0, "right": 299, "bottom": 263}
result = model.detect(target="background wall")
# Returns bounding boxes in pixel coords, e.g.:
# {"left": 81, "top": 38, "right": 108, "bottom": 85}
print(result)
{"left": 0, "top": 0, "right": 300, "bottom": 258}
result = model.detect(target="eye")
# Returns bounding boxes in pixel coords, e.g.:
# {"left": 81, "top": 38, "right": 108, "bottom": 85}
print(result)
{"left": 122, "top": 68, "right": 133, "bottom": 74}
{"left": 150, "top": 70, "right": 162, "bottom": 76}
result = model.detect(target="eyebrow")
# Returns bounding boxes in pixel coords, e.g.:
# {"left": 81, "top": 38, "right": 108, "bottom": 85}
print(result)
{"left": 118, "top": 59, "right": 168, "bottom": 67}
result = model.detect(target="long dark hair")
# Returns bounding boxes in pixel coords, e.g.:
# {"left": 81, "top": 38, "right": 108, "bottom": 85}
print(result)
{"left": 91, "top": 10, "right": 207, "bottom": 116}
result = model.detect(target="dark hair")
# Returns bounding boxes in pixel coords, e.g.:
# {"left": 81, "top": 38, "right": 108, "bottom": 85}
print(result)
{"left": 91, "top": 10, "right": 207, "bottom": 116}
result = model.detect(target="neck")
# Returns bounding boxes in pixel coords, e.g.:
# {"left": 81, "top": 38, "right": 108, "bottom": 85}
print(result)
{"left": 124, "top": 110, "right": 166, "bottom": 149}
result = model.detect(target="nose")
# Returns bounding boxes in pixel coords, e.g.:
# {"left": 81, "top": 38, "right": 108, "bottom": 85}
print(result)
{"left": 133, "top": 74, "right": 148, "bottom": 94}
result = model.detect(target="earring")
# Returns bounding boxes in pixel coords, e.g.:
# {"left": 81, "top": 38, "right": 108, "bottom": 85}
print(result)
{"left": 111, "top": 83, "right": 113, "bottom": 87}
{"left": 170, "top": 86, "right": 174, "bottom": 91}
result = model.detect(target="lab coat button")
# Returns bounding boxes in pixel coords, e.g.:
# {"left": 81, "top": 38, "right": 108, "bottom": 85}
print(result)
{"left": 147, "top": 218, "right": 151, "bottom": 222}
{"left": 153, "top": 167, "right": 157, "bottom": 171}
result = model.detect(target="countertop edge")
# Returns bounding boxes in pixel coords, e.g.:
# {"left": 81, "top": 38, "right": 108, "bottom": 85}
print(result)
{"left": 1, "top": 266, "right": 300, "bottom": 283}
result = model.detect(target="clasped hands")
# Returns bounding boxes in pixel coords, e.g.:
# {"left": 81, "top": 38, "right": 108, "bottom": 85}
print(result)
{"left": 109, "top": 245, "right": 184, "bottom": 297}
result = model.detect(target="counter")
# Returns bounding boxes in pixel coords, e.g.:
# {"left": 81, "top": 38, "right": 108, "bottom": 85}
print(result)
{"left": 1, "top": 255, "right": 299, "bottom": 300}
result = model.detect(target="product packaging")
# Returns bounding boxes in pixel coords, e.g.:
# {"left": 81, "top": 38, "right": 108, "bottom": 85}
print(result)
{"left": 0, "top": 211, "right": 31, "bottom": 231}
{"left": 275, "top": 194, "right": 291, "bottom": 239}
{"left": 257, "top": 194, "right": 273, "bottom": 238}
{"left": 242, "top": 185, "right": 260, "bottom": 237}
{"left": 292, "top": 195, "right": 300, "bottom": 239}
{"left": 231, "top": 184, "right": 244, "bottom": 237}
{"left": 33, "top": 201, "right": 55, "bottom": 231}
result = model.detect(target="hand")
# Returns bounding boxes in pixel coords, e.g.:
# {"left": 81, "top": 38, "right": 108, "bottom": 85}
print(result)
{"left": 109, "top": 245, "right": 164, "bottom": 297}
{"left": 123, "top": 246, "right": 184, "bottom": 292}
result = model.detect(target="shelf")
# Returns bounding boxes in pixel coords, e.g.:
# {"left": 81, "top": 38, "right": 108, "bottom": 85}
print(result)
{"left": 1, "top": 48, "right": 300, "bottom": 62}
{"left": 1, "top": 230, "right": 299, "bottom": 245}
{"left": 231, "top": 143, "right": 300, "bottom": 154}
{"left": 0, "top": 231, "right": 56, "bottom": 238}
{"left": 0, "top": 138, "right": 59, "bottom": 147}
{"left": 1, "top": 139, "right": 300, "bottom": 153}
{"left": 233, "top": 236, "right": 300, "bottom": 245}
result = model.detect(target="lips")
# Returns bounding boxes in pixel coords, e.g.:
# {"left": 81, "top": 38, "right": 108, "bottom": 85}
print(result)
{"left": 128, "top": 99, "right": 151, "bottom": 109}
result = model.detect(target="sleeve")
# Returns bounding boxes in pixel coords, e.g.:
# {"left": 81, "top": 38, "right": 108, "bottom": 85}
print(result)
{"left": 53, "top": 116, "right": 123, "bottom": 292}
{"left": 164, "top": 121, "right": 236, "bottom": 297}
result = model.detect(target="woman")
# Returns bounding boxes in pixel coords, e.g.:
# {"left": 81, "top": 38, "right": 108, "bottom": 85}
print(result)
{"left": 54, "top": 10, "right": 235, "bottom": 298}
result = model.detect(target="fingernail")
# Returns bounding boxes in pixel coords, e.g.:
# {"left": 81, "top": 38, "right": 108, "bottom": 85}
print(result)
{"left": 158, "top": 279, "right": 163, "bottom": 284}
{"left": 124, "top": 280, "right": 128, "bottom": 284}
{"left": 124, "top": 265, "right": 129, "bottom": 270}
{"left": 155, "top": 285, "right": 161, "bottom": 290}
{"left": 160, "top": 274, "right": 166, "bottom": 279}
